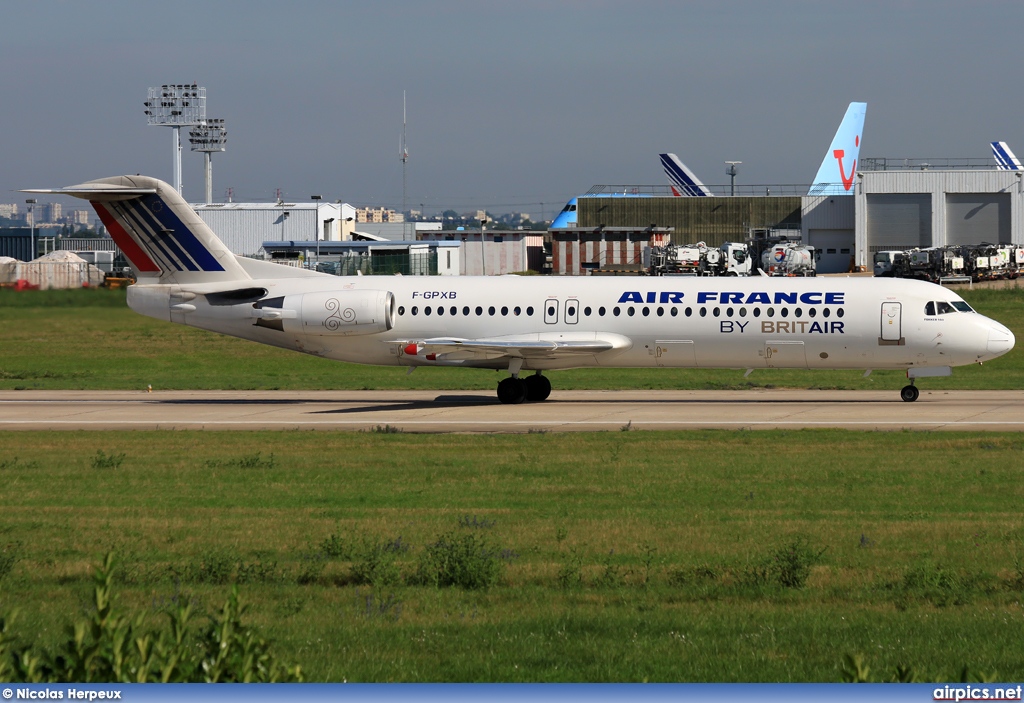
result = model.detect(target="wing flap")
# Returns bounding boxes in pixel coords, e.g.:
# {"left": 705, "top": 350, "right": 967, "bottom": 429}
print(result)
{"left": 396, "top": 334, "right": 630, "bottom": 361}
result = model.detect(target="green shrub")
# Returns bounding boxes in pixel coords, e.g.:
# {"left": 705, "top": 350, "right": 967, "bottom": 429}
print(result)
{"left": 413, "top": 530, "right": 505, "bottom": 589}
{"left": 350, "top": 535, "right": 405, "bottom": 588}
{"left": 556, "top": 548, "right": 584, "bottom": 590}
{"left": 90, "top": 450, "right": 125, "bottom": 470}
{"left": 296, "top": 552, "right": 327, "bottom": 585}
{"left": 889, "top": 563, "right": 988, "bottom": 608}
{"left": 0, "top": 553, "right": 302, "bottom": 682}
{"left": 318, "top": 533, "right": 349, "bottom": 559}
{"left": 171, "top": 550, "right": 278, "bottom": 585}
{"left": 744, "top": 538, "right": 826, "bottom": 590}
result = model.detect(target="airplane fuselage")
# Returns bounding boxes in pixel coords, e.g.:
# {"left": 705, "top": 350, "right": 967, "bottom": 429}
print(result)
{"left": 128, "top": 273, "right": 1011, "bottom": 373}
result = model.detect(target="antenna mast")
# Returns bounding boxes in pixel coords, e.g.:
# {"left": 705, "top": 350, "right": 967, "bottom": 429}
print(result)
{"left": 400, "top": 91, "right": 408, "bottom": 218}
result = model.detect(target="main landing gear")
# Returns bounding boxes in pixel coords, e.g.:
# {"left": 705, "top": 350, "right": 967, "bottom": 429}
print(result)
{"left": 497, "top": 372, "right": 551, "bottom": 404}
{"left": 900, "top": 383, "right": 920, "bottom": 402}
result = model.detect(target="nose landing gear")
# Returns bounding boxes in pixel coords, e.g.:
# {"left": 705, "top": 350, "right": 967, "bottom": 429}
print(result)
{"left": 900, "top": 383, "right": 919, "bottom": 402}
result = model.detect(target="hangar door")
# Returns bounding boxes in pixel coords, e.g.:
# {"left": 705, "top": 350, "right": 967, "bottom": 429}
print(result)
{"left": 865, "top": 194, "right": 931, "bottom": 253}
{"left": 945, "top": 193, "right": 1010, "bottom": 245}
{"left": 808, "top": 229, "right": 854, "bottom": 273}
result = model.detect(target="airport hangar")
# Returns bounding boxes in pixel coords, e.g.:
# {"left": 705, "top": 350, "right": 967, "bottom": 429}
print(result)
{"left": 561, "top": 158, "right": 1023, "bottom": 274}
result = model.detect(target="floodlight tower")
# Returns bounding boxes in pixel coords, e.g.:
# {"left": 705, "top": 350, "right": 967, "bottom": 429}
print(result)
{"left": 725, "top": 161, "right": 741, "bottom": 196}
{"left": 400, "top": 91, "right": 408, "bottom": 218}
{"left": 143, "top": 84, "right": 206, "bottom": 195}
{"left": 189, "top": 118, "right": 227, "bottom": 204}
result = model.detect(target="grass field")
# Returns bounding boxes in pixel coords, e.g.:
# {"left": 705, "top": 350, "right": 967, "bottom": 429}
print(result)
{"left": 0, "top": 286, "right": 1022, "bottom": 391}
{"left": 1, "top": 287, "right": 1023, "bottom": 681}
{"left": 1, "top": 431, "right": 1024, "bottom": 681}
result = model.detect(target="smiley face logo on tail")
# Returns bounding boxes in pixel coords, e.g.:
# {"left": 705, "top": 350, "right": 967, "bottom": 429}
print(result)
{"left": 809, "top": 103, "right": 866, "bottom": 196}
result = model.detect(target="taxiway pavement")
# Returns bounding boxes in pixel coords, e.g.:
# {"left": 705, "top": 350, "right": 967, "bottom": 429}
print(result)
{"left": 0, "top": 389, "right": 1023, "bottom": 432}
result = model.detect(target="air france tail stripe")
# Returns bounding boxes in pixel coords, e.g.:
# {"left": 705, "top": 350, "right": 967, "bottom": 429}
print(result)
{"left": 91, "top": 202, "right": 161, "bottom": 273}
{"left": 123, "top": 200, "right": 201, "bottom": 272}
{"left": 661, "top": 155, "right": 700, "bottom": 193}
{"left": 136, "top": 194, "right": 224, "bottom": 272}
{"left": 991, "top": 142, "right": 1020, "bottom": 170}
{"left": 114, "top": 201, "right": 195, "bottom": 273}
{"left": 660, "top": 154, "right": 711, "bottom": 197}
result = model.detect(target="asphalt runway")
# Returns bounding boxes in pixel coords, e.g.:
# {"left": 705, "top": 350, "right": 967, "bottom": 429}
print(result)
{"left": 1, "top": 389, "right": 1024, "bottom": 432}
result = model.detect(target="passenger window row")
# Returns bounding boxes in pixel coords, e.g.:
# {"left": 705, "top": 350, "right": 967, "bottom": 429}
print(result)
{"left": 398, "top": 305, "right": 534, "bottom": 317}
{"left": 396, "top": 304, "right": 844, "bottom": 319}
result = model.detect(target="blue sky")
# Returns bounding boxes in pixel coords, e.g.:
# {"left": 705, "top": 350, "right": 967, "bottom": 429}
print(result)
{"left": 2, "top": 0, "right": 1022, "bottom": 215}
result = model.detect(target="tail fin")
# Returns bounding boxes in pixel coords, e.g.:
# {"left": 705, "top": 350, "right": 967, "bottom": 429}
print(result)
{"left": 808, "top": 102, "right": 867, "bottom": 195}
{"left": 991, "top": 141, "right": 1021, "bottom": 170}
{"left": 659, "top": 153, "right": 712, "bottom": 197}
{"left": 24, "top": 175, "right": 249, "bottom": 284}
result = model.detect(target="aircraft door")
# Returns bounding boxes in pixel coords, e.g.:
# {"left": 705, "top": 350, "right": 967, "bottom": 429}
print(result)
{"left": 880, "top": 302, "right": 903, "bottom": 344}
{"left": 564, "top": 299, "right": 579, "bottom": 324}
{"left": 544, "top": 299, "right": 559, "bottom": 324}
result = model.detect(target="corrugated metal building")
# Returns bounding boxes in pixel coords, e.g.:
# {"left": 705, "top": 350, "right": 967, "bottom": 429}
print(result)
{"left": 193, "top": 202, "right": 355, "bottom": 257}
{"left": 353, "top": 222, "right": 442, "bottom": 241}
{"left": 418, "top": 231, "right": 530, "bottom": 276}
{"left": 801, "top": 196, "right": 856, "bottom": 273}
{"left": 0, "top": 229, "right": 36, "bottom": 261}
{"left": 854, "top": 168, "right": 1023, "bottom": 268}
{"left": 576, "top": 196, "right": 802, "bottom": 247}
{"left": 262, "top": 240, "right": 461, "bottom": 276}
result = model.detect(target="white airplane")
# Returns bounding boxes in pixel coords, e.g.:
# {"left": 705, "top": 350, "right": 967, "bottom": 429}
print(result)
{"left": 27, "top": 175, "right": 1015, "bottom": 404}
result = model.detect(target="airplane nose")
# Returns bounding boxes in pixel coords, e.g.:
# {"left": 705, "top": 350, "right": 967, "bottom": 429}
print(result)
{"left": 987, "top": 324, "right": 1015, "bottom": 357}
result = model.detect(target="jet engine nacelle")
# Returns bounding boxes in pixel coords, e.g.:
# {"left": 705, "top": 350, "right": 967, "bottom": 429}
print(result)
{"left": 286, "top": 289, "right": 396, "bottom": 336}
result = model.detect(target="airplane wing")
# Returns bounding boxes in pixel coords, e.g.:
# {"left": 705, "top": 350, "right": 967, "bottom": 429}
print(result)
{"left": 396, "top": 334, "right": 631, "bottom": 361}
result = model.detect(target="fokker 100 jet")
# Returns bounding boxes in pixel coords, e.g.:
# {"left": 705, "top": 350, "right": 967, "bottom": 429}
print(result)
{"left": 26, "top": 175, "right": 1014, "bottom": 404}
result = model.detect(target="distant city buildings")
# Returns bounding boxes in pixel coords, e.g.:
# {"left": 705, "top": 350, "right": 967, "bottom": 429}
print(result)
{"left": 355, "top": 206, "right": 404, "bottom": 223}
{"left": 0, "top": 202, "right": 98, "bottom": 231}
{"left": 41, "top": 202, "right": 61, "bottom": 223}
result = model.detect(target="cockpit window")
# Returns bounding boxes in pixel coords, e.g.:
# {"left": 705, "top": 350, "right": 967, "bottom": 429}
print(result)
{"left": 935, "top": 302, "right": 956, "bottom": 315}
{"left": 951, "top": 301, "right": 973, "bottom": 312}
{"left": 925, "top": 302, "right": 935, "bottom": 316}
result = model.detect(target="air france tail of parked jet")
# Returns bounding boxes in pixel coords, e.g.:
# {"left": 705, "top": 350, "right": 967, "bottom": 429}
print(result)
{"left": 26, "top": 174, "right": 1014, "bottom": 404}
{"left": 991, "top": 142, "right": 1021, "bottom": 170}
{"left": 808, "top": 102, "right": 867, "bottom": 196}
{"left": 659, "top": 153, "right": 713, "bottom": 197}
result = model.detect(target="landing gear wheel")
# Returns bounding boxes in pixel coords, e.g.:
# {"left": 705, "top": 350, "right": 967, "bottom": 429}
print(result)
{"left": 524, "top": 374, "right": 552, "bottom": 402}
{"left": 497, "top": 377, "right": 527, "bottom": 405}
{"left": 900, "top": 384, "right": 919, "bottom": 402}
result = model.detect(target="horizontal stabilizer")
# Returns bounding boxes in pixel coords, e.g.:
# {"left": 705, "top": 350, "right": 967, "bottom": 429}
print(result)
{"left": 22, "top": 185, "right": 158, "bottom": 201}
